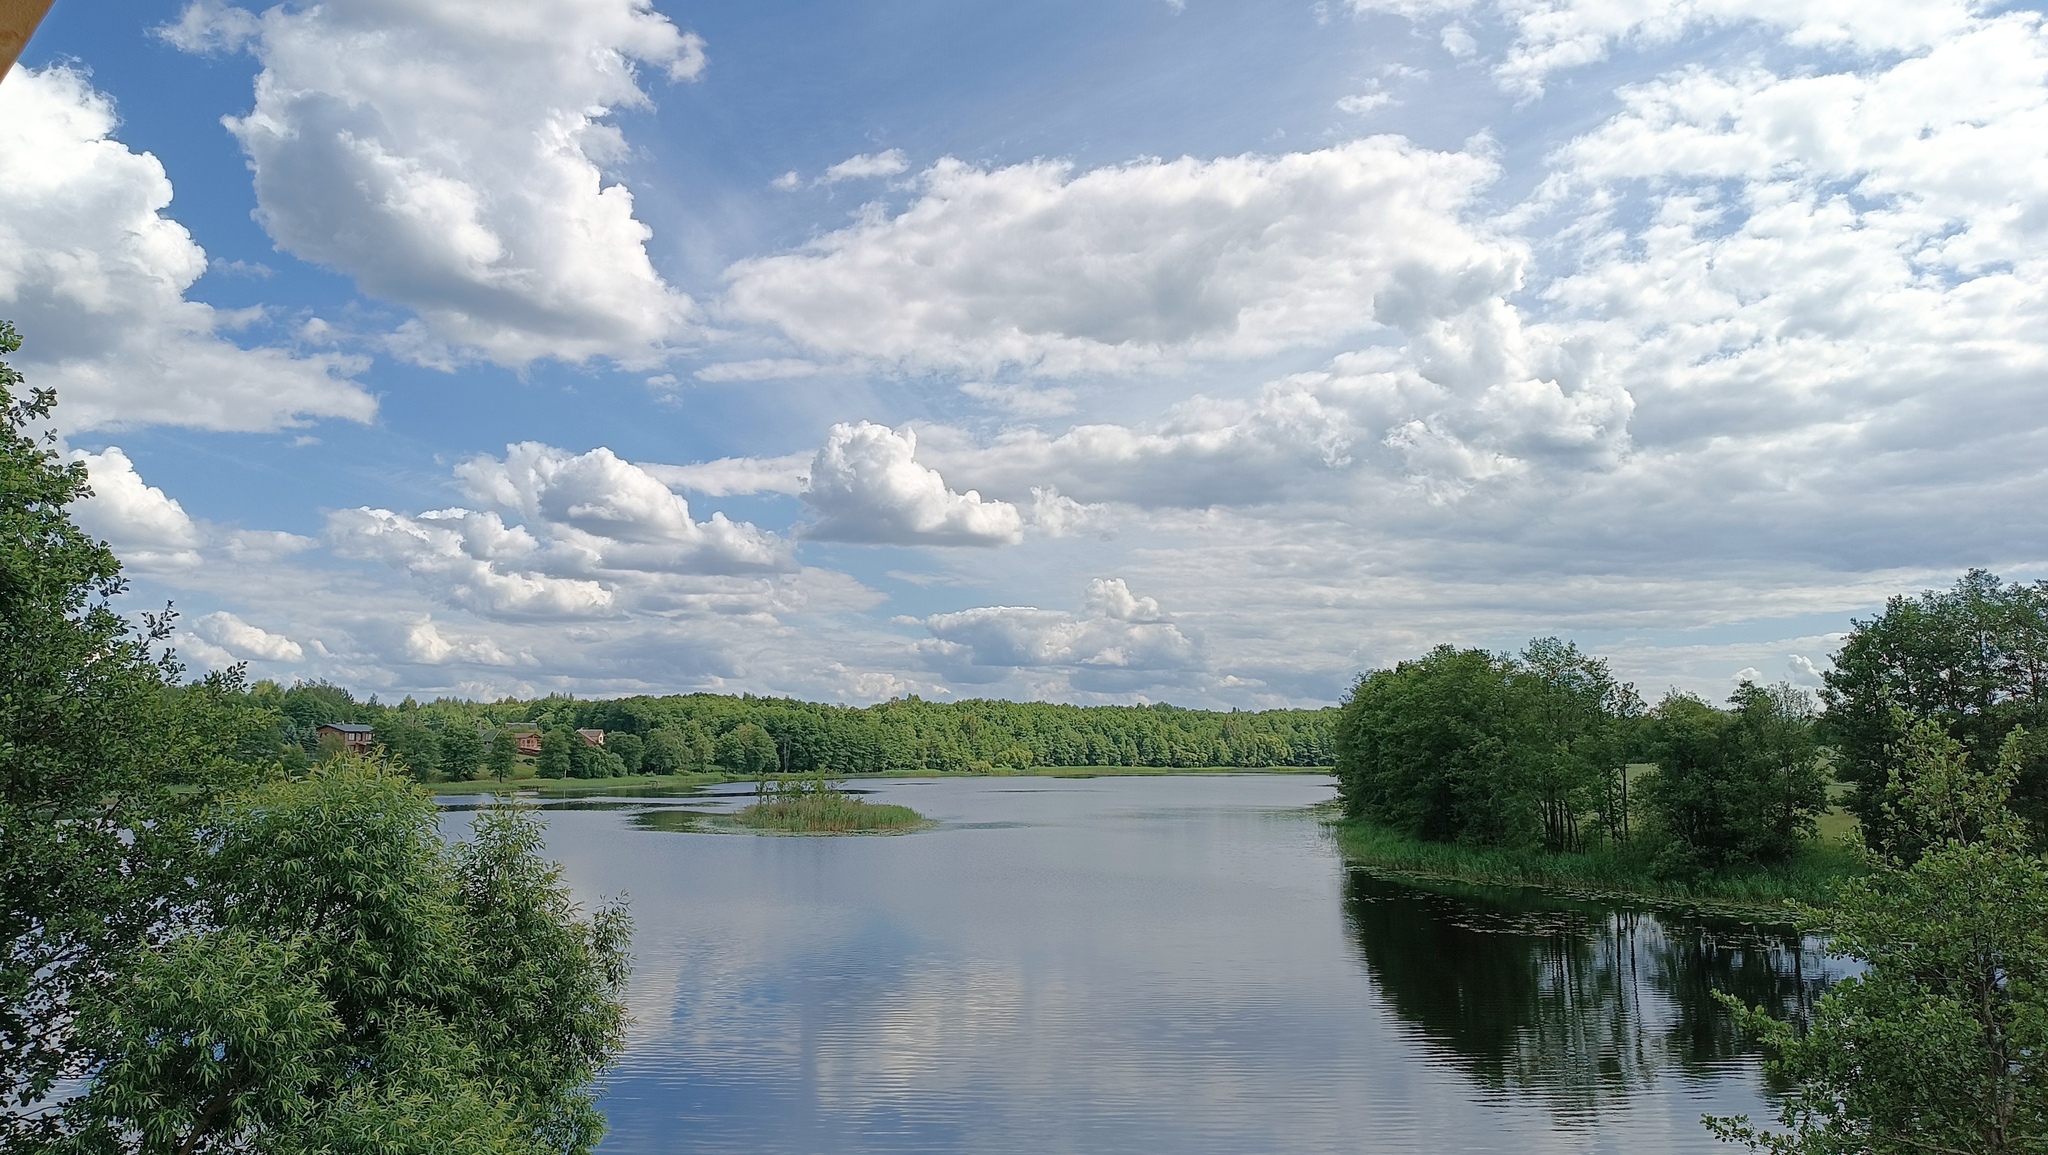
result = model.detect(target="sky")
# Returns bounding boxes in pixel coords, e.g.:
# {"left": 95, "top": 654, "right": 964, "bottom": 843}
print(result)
{"left": 5, "top": 0, "right": 2046, "bottom": 709}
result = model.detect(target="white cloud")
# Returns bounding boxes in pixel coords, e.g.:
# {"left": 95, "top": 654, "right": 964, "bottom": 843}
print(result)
{"left": 1336, "top": 86, "right": 1394, "bottom": 114}
{"left": 721, "top": 140, "right": 1513, "bottom": 376}
{"left": 959, "top": 381, "right": 1078, "bottom": 418}
{"left": 802, "top": 422, "right": 1024, "bottom": 546}
{"left": 0, "top": 66, "right": 373, "bottom": 433}
{"left": 69, "top": 447, "right": 202, "bottom": 569}
{"left": 178, "top": 0, "right": 702, "bottom": 367}
{"left": 1349, "top": 0, "right": 1979, "bottom": 97}
{"left": 918, "top": 579, "right": 1201, "bottom": 688}
{"left": 192, "top": 610, "right": 304, "bottom": 662}
{"left": 693, "top": 358, "right": 822, "bottom": 382}
{"left": 326, "top": 443, "right": 797, "bottom": 621}
{"left": 454, "top": 443, "right": 794, "bottom": 574}
{"left": 821, "top": 149, "right": 910, "bottom": 183}
{"left": 641, "top": 452, "right": 811, "bottom": 497}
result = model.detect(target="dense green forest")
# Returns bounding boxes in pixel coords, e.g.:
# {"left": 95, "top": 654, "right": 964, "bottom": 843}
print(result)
{"left": 1332, "top": 570, "right": 2048, "bottom": 889}
{"left": 240, "top": 681, "right": 1337, "bottom": 781}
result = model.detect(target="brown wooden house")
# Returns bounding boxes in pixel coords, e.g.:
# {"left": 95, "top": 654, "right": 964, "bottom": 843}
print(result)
{"left": 316, "top": 722, "right": 374, "bottom": 755}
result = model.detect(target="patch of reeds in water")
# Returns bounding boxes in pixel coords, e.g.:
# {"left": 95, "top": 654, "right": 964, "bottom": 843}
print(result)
{"left": 733, "top": 774, "right": 928, "bottom": 833}
{"left": 1330, "top": 818, "right": 1864, "bottom": 916}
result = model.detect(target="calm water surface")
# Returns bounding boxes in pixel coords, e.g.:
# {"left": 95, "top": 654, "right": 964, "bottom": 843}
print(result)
{"left": 445, "top": 774, "right": 1841, "bottom": 1154}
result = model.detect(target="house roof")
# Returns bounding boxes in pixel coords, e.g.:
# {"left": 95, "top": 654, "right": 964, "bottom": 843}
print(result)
{"left": 320, "top": 723, "right": 374, "bottom": 734}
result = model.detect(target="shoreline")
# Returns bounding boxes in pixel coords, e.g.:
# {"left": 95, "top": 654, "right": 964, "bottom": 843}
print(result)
{"left": 1325, "top": 815, "right": 1862, "bottom": 920}
{"left": 427, "top": 764, "right": 1333, "bottom": 796}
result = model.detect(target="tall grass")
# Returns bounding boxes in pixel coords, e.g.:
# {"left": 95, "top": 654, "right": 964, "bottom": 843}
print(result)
{"left": 1329, "top": 818, "right": 1863, "bottom": 914}
{"left": 733, "top": 774, "right": 928, "bottom": 833}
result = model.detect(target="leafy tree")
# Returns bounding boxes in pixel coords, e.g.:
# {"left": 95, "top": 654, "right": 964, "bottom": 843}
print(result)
{"left": 59, "top": 763, "right": 630, "bottom": 1152}
{"left": 1710, "top": 721, "right": 2048, "bottom": 1153}
{"left": 438, "top": 724, "right": 484, "bottom": 782}
{"left": 487, "top": 729, "right": 519, "bottom": 782}
{"left": 1641, "top": 683, "right": 1828, "bottom": 873}
{"left": 715, "top": 723, "right": 780, "bottom": 776}
{"left": 642, "top": 725, "right": 701, "bottom": 774}
{"left": 376, "top": 711, "right": 441, "bottom": 781}
{"left": 1823, "top": 569, "right": 2048, "bottom": 852}
{"left": 1333, "top": 645, "right": 1529, "bottom": 844}
{"left": 607, "top": 731, "right": 643, "bottom": 774}
{"left": 0, "top": 322, "right": 266, "bottom": 1138}
{"left": 537, "top": 728, "right": 573, "bottom": 779}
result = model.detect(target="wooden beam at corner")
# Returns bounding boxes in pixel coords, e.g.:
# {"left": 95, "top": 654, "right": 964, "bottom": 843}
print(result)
{"left": 0, "top": 0, "right": 57, "bottom": 82}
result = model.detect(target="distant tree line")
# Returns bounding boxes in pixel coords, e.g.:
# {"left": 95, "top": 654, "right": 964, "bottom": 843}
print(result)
{"left": 237, "top": 684, "right": 1338, "bottom": 782}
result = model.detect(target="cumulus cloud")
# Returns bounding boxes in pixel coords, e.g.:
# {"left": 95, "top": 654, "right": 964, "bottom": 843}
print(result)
{"left": 0, "top": 66, "right": 373, "bottom": 432}
{"left": 175, "top": 0, "right": 702, "bottom": 367}
{"left": 69, "top": 447, "right": 203, "bottom": 569}
{"left": 722, "top": 139, "right": 1513, "bottom": 376}
{"left": 918, "top": 579, "right": 1201, "bottom": 688}
{"left": 327, "top": 443, "right": 792, "bottom": 621}
{"left": 191, "top": 610, "right": 304, "bottom": 662}
{"left": 802, "top": 422, "right": 1025, "bottom": 546}
{"left": 456, "top": 443, "right": 792, "bottom": 574}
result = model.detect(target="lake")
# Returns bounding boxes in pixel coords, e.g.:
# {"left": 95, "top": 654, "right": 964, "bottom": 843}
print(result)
{"left": 443, "top": 774, "right": 1841, "bottom": 1154}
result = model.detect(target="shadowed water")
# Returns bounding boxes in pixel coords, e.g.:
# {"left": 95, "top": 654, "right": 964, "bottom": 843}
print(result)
{"left": 440, "top": 774, "right": 1843, "bottom": 1153}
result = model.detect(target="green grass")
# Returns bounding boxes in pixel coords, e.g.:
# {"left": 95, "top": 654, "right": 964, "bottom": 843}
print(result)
{"left": 729, "top": 793, "right": 929, "bottom": 833}
{"left": 1328, "top": 817, "right": 1866, "bottom": 917}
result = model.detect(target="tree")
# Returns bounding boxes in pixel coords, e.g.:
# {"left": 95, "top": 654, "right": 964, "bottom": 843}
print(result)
{"left": 376, "top": 711, "right": 441, "bottom": 781}
{"left": 59, "top": 762, "right": 631, "bottom": 1152}
{"left": 438, "top": 724, "right": 484, "bottom": 782}
{"left": 1641, "top": 683, "right": 1828, "bottom": 873}
{"left": 607, "top": 731, "right": 643, "bottom": 774}
{"left": 715, "top": 722, "right": 780, "bottom": 777}
{"left": 537, "top": 728, "right": 573, "bottom": 779}
{"left": 1823, "top": 570, "right": 2048, "bottom": 852}
{"left": 487, "top": 729, "right": 519, "bottom": 782}
{"left": 1710, "top": 721, "right": 2048, "bottom": 1153}
{"left": 0, "top": 322, "right": 265, "bottom": 1139}
{"left": 1334, "top": 645, "right": 1531, "bottom": 844}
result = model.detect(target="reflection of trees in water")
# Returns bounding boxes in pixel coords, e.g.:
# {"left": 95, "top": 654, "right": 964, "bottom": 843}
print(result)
{"left": 1341, "top": 870, "right": 1841, "bottom": 1118}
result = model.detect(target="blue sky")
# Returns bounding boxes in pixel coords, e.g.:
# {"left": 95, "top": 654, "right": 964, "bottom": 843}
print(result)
{"left": 7, "top": 0, "right": 2047, "bottom": 706}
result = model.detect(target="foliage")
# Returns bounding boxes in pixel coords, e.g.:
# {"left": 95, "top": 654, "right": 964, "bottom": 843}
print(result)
{"left": 58, "top": 762, "right": 631, "bottom": 1153}
{"left": 0, "top": 323, "right": 631, "bottom": 1152}
{"left": 486, "top": 730, "right": 519, "bottom": 781}
{"left": 733, "top": 774, "right": 927, "bottom": 834}
{"left": 1332, "top": 640, "right": 1636, "bottom": 851}
{"left": 1332, "top": 818, "right": 1859, "bottom": 912}
{"left": 0, "top": 322, "right": 271, "bottom": 1137}
{"left": 1642, "top": 682, "right": 1830, "bottom": 873}
{"left": 715, "top": 722, "right": 779, "bottom": 776}
{"left": 536, "top": 728, "right": 572, "bottom": 779}
{"left": 1711, "top": 721, "right": 2048, "bottom": 1153}
{"left": 606, "top": 732, "right": 643, "bottom": 774}
{"left": 438, "top": 724, "right": 485, "bottom": 782}
{"left": 1823, "top": 569, "right": 2048, "bottom": 853}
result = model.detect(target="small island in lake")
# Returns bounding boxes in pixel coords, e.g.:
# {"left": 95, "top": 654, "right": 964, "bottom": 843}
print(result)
{"left": 732, "top": 775, "right": 929, "bottom": 834}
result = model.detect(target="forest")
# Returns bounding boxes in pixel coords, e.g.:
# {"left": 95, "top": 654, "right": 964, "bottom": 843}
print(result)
{"left": 241, "top": 683, "right": 1338, "bottom": 781}
{"left": 1332, "top": 570, "right": 2048, "bottom": 882}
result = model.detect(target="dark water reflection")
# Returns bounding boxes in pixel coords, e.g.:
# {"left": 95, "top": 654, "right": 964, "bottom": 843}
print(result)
{"left": 1344, "top": 872, "right": 1836, "bottom": 1121}
{"left": 437, "top": 775, "right": 1843, "bottom": 1154}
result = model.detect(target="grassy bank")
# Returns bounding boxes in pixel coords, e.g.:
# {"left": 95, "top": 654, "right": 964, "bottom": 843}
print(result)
{"left": 1328, "top": 816, "right": 1865, "bottom": 915}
